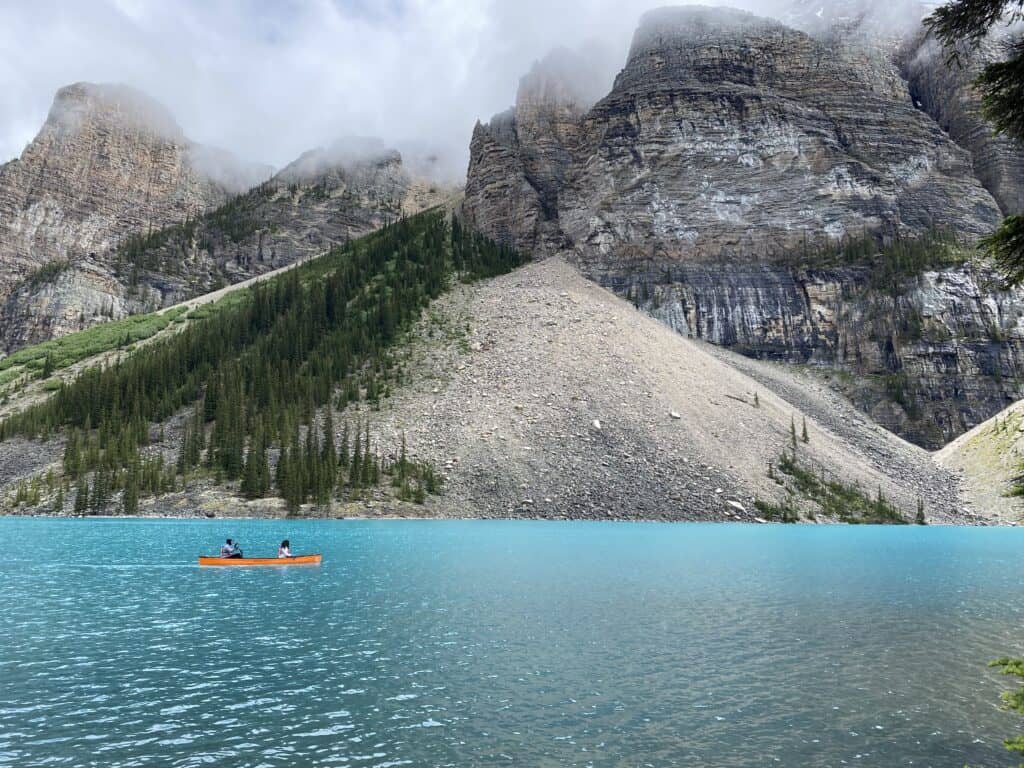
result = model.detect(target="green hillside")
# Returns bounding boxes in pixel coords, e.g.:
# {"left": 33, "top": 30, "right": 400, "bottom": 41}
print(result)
{"left": 0, "top": 211, "right": 521, "bottom": 513}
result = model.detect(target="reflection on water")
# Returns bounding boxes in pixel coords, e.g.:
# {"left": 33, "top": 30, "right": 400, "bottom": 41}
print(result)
{"left": 0, "top": 519, "right": 1022, "bottom": 767}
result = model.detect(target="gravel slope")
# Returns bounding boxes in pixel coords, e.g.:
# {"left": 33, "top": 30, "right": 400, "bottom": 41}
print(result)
{"left": 935, "top": 401, "right": 1024, "bottom": 524}
{"left": 369, "top": 258, "right": 975, "bottom": 522}
{"left": 0, "top": 257, "right": 987, "bottom": 522}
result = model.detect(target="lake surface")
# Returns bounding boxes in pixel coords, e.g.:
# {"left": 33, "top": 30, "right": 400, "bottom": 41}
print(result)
{"left": 1, "top": 519, "right": 1022, "bottom": 767}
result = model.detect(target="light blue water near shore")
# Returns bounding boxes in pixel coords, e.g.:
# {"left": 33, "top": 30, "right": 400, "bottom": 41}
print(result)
{"left": 1, "top": 519, "right": 1022, "bottom": 767}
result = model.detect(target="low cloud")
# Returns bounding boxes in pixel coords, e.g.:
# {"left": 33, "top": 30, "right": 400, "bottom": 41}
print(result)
{"left": 0, "top": 0, "right": 930, "bottom": 182}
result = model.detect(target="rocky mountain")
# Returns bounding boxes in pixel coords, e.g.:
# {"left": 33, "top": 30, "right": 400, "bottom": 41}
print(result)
{"left": 0, "top": 83, "right": 263, "bottom": 292}
{"left": 466, "top": 6, "right": 1001, "bottom": 261}
{"left": 0, "top": 89, "right": 451, "bottom": 351}
{"left": 0, "top": 247, "right": 974, "bottom": 524}
{"left": 464, "top": 5, "right": 1024, "bottom": 448}
{"left": 901, "top": 29, "right": 1024, "bottom": 216}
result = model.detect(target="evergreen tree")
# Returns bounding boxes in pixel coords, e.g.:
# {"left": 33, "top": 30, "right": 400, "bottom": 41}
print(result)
{"left": 988, "top": 657, "right": 1024, "bottom": 762}
{"left": 349, "top": 422, "right": 362, "bottom": 492}
{"left": 321, "top": 409, "right": 337, "bottom": 495}
{"left": 64, "top": 429, "right": 82, "bottom": 478}
{"left": 360, "top": 421, "right": 373, "bottom": 487}
{"left": 339, "top": 422, "right": 350, "bottom": 474}
{"left": 241, "top": 425, "right": 270, "bottom": 499}
{"left": 276, "top": 443, "right": 291, "bottom": 503}
{"left": 73, "top": 481, "right": 89, "bottom": 515}
{"left": 801, "top": 417, "right": 809, "bottom": 443}
{"left": 177, "top": 423, "right": 192, "bottom": 476}
{"left": 305, "top": 421, "right": 323, "bottom": 506}
{"left": 123, "top": 461, "right": 139, "bottom": 515}
{"left": 90, "top": 467, "right": 110, "bottom": 514}
{"left": 1, "top": 212, "right": 516, "bottom": 512}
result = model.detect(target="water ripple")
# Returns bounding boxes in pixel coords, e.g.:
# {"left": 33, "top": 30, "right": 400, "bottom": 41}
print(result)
{"left": 0, "top": 520, "right": 1022, "bottom": 766}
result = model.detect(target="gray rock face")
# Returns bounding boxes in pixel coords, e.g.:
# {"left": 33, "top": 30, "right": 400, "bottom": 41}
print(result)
{"left": 614, "top": 261, "right": 1024, "bottom": 448}
{"left": 901, "top": 30, "right": 1024, "bottom": 216}
{"left": 462, "top": 5, "right": 1024, "bottom": 447}
{"left": 466, "top": 7, "right": 1002, "bottom": 265}
{"left": 0, "top": 86, "right": 452, "bottom": 351}
{"left": 0, "top": 259, "right": 129, "bottom": 350}
{"left": 0, "top": 146, "right": 450, "bottom": 351}
{"left": 0, "top": 82, "right": 272, "bottom": 348}
{"left": 0, "top": 83, "right": 258, "bottom": 289}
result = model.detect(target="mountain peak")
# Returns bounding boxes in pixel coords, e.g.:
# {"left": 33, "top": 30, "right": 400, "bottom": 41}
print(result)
{"left": 47, "top": 81, "right": 185, "bottom": 142}
{"left": 275, "top": 139, "right": 402, "bottom": 186}
{"left": 516, "top": 47, "right": 611, "bottom": 112}
{"left": 628, "top": 6, "right": 785, "bottom": 58}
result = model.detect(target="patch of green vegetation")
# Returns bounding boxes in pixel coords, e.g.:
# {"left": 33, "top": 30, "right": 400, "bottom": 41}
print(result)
{"left": 898, "top": 306, "right": 924, "bottom": 342}
{"left": 0, "top": 368, "right": 25, "bottom": 387}
{"left": 922, "top": 321, "right": 953, "bottom": 343}
{"left": 185, "top": 290, "right": 251, "bottom": 321}
{"left": 116, "top": 182, "right": 278, "bottom": 277}
{"left": 753, "top": 498, "right": 800, "bottom": 523}
{"left": 22, "top": 259, "right": 72, "bottom": 289}
{"left": 988, "top": 657, "right": 1024, "bottom": 761}
{"left": 878, "top": 372, "right": 922, "bottom": 420}
{"left": 784, "top": 228, "right": 968, "bottom": 293}
{"left": 0, "top": 305, "right": 191, "bottom": 377}
{"left": 973, "top": 409, "right": 1023, "bottom": 454}
{"left": 775, "top": 451, "right": 907, "bottom": 524}
{"left": 2, "top": 211, "right": 521, "bottom": 515}
{"left": 1004, "top": 482, "right": 1024, "bottom": 498}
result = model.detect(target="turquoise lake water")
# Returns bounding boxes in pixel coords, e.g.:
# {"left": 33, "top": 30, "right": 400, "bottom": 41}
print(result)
{"left": 1, "top": 519, "right": 1022, "bottom": 767}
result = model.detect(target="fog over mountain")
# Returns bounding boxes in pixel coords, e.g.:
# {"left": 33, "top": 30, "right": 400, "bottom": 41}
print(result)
{"left": 0, "top": 0, "right": 933, "bottom": 181}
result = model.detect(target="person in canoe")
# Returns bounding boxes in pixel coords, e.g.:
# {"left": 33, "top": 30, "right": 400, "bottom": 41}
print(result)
{"left": 277, "top": 540, "right": 292, "bottom": 558}
{"left": 220, "top": 538, "right": 243, "bottom": 558}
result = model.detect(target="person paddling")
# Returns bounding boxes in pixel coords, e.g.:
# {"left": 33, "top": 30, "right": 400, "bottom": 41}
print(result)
{"left": 220, "top": 538, "right": 243, "bottom": 558}
{"left": 278, "top": 540, "right": 292, "bottom": 558}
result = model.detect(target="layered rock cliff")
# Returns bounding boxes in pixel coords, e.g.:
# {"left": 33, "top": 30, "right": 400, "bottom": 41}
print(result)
{"left": 466, "top": 7, "right": 1002, "bottom": 263}
{"left": 621, "top": 255, "right": 1024, "bottom": 447}
{"left": 0, "top": 83, "right": 261, "bottom": 289}
{"left": 0, "top": 92, "right": 450, "bottom": 351}
{"left": 463, "top": 5, "right": 1024, "bottom": 447}
{"left": 901, "top": 30, "right": 1024, "bottom": 216}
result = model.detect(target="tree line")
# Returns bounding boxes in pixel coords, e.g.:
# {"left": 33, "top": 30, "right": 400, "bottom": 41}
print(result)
{"left": 2, "top": 210, "right": 521, "bottom": 513}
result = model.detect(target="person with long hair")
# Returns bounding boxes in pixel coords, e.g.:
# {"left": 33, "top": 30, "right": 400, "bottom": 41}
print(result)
{"left": 220, "top": 539, "right": 242, "bottom": 558}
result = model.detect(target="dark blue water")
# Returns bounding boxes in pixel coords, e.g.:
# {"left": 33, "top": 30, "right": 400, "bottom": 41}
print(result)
{"left": 1, "top": 519, "right": 1022, "bottom": 767}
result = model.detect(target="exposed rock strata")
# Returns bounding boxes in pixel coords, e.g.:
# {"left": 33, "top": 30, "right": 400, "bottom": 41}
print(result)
{"left": 0, "top": 135, "right": 450, "bottom": 351}
{"left": 466, "top": 6, "right": 1002, "bottom": 263}
{"left": 615, "top": 260, "right": 1024, "bottom": 448}
{"left": 463, "top": 5, "right": 1024, "bottom": 447}
{"left": 0, "top": 83, "right": 260, "bottom": 293}
{"left": 901, "top": 30, "right": 1024, "bottom": 216}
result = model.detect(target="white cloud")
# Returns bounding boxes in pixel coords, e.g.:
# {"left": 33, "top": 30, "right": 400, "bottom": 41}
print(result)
{"left": 0, "top": 0, "right": 869, "bottom": 180}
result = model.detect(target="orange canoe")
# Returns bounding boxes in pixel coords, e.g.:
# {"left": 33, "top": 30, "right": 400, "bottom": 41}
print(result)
{"left": 198, "top": 554, "right": 322, "bottom": 567}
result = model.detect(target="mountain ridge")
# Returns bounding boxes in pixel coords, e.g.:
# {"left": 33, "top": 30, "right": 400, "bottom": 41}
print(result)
{"left": 0, "top": 85, "right": 453, "bottom": 352}
{"left": 1, "top": 5, "right": 1023, "bottom": 521}
{"left": 0, "top": 224, "right": 974, "bottom": 522}
{"left": 463, "top": 4, "right": 1024, "bottom": 449}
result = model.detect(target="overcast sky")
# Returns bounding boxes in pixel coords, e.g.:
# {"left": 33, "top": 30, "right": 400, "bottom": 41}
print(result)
{"left": 7, "top": 0, "right": 907, "bottom": 180}
{"left": 0, "top": 0, "right": 686, "bottom": 178}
